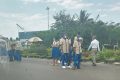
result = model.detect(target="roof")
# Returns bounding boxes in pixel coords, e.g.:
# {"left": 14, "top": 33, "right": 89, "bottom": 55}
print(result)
{"left": 19, "top": 31, "right": 40, "bottom": 39}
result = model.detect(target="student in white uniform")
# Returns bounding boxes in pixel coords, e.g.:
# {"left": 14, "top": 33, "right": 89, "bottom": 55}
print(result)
{"left": 73, "top": 33, "right": 83, "bottom": 69}
{"left": 59, "top": 33, "right": 71, "bottom": 69}
{"left": 88, "top": 36, "right": 100, "bottom": 66}
{"left": 51, "top": 38, "right": 60, "bottom": 66}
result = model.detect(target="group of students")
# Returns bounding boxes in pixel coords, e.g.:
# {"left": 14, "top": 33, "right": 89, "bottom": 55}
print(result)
{"left": 0, "top": 43, "right": 22, "bottom": 64}
{"left": 51, "top": 32, "right": 100, "bottom": 69}
{"left": 8, "top": 44, "right": 22, "bottom": 62}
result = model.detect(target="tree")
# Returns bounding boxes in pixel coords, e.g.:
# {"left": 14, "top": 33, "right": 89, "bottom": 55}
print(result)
{"left": 79, "top": 10, "right": 90, "bottom": 24}
{"left": 36, "top": 9, "right": 120, "bottom": 49}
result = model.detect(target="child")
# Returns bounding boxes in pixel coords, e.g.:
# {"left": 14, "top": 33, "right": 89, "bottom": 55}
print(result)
{"left": 73, "top": 33, "right": 83, "bottom": 69}
{"left": 51, "top": 38, "right": 60, "bottom": 66}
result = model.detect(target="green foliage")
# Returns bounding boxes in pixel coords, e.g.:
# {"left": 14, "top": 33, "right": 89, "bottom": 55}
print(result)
{"left": 50, "top": 10, "right": 120, "bottom": 49}
{"left": 22, "top": 9, "right": 120, "bottom": 60}
{"left": 21, "top": 43, "right": 49, "bottom": 58}
{"left": 32, "top": 10, "right": 120, "bottom": 49}
{"left": 97, "top": 49, "right": 120, "bottom": 61}
{"left": 29, "top": 43, "right": 47, "bottom": 54}
{"left": 46, "top": 48, "right": 52, "bottom": 59}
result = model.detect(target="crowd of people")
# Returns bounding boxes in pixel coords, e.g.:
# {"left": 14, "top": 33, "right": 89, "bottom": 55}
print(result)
{"left": 0, "top": 32, "right": 100, "bottom": 69}
{"left": 51, "top": 32, "right": 100, "bottom": 69}
{"left": 8, "top": 44, "right": 22, "bottom": 62}
{"left": 0, "top": 43, "right": 22, "bottom": 64}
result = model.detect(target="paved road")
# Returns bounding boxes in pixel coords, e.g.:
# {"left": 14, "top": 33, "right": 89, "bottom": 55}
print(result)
{"left": 0, "top": 58, "right": 120, "bottom": 80}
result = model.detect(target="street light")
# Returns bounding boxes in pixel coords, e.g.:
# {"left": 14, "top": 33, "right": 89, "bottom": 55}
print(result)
{"left": 16, "top": 24, "right": 26, "bottom": 40}
{"left": 46, "top": 7, "right": 50, "bottom": 30}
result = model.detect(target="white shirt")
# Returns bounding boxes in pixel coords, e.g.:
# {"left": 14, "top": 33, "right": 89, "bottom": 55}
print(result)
{"left": 52, "top": 41, "right": 59, "bottom": 47}
{"left": 88, "top": 39, "right": 100, "bottom": 51}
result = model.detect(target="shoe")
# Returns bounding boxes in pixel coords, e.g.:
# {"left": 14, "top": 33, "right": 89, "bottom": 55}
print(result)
{"left": 92, "top": 63, "right": 96, "bottom": 66}
{"left": 67, "top": 66, "right": 72, "bottom": 69}
{"left": 62, "top": 66, "right": 66, "bottom": 69}
{"left": 64, "top": 63, "right": 67, "bottom": 65}
{"left": 77, "top": 67, "right": 81, "bottom": 69}
{"left": 57, "top": 60, "right": 61, "bottom": 64}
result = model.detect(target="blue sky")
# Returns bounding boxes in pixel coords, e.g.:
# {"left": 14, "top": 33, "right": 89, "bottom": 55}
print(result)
{"left": 0, "top": 0, "right": 120, "bottom": 38}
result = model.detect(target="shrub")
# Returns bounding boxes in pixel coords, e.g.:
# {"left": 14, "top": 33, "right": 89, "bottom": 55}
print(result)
{"left": 21, "top": 43, "right": 48, "bottom": 58}
{"left": 97, "top": 49, "right": 120, "bottom": 62}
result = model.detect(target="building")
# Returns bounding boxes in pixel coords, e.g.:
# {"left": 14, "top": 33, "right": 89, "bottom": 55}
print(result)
{"left": 19, "top": 31, "right": 40, "bottom": 40}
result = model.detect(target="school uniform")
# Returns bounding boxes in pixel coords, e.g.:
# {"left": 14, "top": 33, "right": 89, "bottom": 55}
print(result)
{"left": 56, "top": 41, "right": 62, "bottom": 62}
{"left": 67, "top": 39, "right": 73, "bottom": 65}
{"left": 73, "top": 37, "right": 82, "bottom": 69}
{"left": 8, "top": 49, "right": 21, "bottom": 61}
{"left": 60, "top": 38, "right": 70, "bottom": 67}
{"left": 52, "top": 41, "right": 60, "bottom": 59}
{"left": 68, "top": 46, "right": 73, "bottom": 65}
{"left": 8, "top": 50, "right": 14, "bottom": 61}
{"left": 14, "top": 50, "right": 21, "bottom": 61}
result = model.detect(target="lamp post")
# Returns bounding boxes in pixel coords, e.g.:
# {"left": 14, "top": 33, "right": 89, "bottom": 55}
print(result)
{"left": 16, "top": 24, "right": 25, "bottom": 40}
{"left": 46, "top": 7, "right": 50, "bottom": 30}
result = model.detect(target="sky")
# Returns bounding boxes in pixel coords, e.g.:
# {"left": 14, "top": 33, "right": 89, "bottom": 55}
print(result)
{"left": 0, "top": 0, "right": 120, "bottom": 38}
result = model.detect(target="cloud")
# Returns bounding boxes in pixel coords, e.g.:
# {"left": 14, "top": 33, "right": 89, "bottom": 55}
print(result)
{"left": 22, "top": 14, "right": 47, "bottom": 21}
{"left": 109, "top": 2, "right": 120, "bottom": 11}
{"left": 58, "top": 0, "right": 94, "bottom": 9}
{"left": 100, "top": 14, "right": 108, "bottom": 18}
{"left": 22, "top": 0, "right": 43, "bottom": 4}
{"left": 0, "top": 12, "right": 54, "bottom": 38}
{"left": 22, "top": 0, "right": 42, "bottom": 3}
{"left": 110, "top": 6, "right": 120, "bottom": 11}
{"left": 47, "top": 0, "right": 94, "bottom": 9}
{"left": 0, "top": 12, "right": 47, "bottom": 22}
{"left": 22, "top": 0, "right": 94, "bottom": 9}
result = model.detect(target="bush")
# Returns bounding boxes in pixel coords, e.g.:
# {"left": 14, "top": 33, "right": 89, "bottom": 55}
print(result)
{"left": 97, "top": 49, "right": 120, "bottom": 62}
{"left": 46, "top": 47, "right": 52, "bottom": 59}
{"left": 21, "top": 43, "right": 48, "bottom": 58}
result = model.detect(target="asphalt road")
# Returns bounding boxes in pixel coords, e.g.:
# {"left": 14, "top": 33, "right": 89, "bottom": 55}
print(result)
{"left": 0, "top": 58, "right": 120, "bottom": 80}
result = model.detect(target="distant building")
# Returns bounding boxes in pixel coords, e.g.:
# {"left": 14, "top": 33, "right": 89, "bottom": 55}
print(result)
{"left": 18, "top": 31, "right": 46, "bottom": 46}
{"left": 19, "top": 31, "right": 40, "bottom": 40}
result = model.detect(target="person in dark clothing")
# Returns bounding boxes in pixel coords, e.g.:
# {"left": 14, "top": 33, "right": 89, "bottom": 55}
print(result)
{"left": 8, "top": 44, "right": 21, "bottom": 61}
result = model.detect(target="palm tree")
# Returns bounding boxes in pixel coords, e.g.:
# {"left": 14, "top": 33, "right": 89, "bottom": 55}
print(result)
{"left": 79, "top": 10, "right": 90, "bottom": 24}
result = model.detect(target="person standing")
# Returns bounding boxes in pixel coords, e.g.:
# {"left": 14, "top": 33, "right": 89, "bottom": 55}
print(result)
{"left": 88, "top": 35, "right": 100, "bottom": 66}
{"left": 51, "top": 38, "right": 60, "bottom": 66}
{"left": 8, "top": 44, "right": 22, "bottom": 62}
{"left": 59, "top": 33, "right": 71, "bottom": 69}
{"left": 0, "top": 39, "right": 8, "bottom": 64}
{"left": 68, "top": 38, "right": 73, "bottom": 67}
{"left": 73, "top": 33, "right": 83, "bottom": 69}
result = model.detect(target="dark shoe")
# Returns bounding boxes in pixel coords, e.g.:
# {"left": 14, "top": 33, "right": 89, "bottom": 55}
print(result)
{"left": 77, "top": 67, "right": 81, "bottom": 69}
{"left": 92, "top": 63, "right": 96, "bottom": 66}
{"left": 77, "top": 66, "right": 81, "bottom": 69}
{"left": 72, "top": 66, "right": 76, "bottom": 70}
